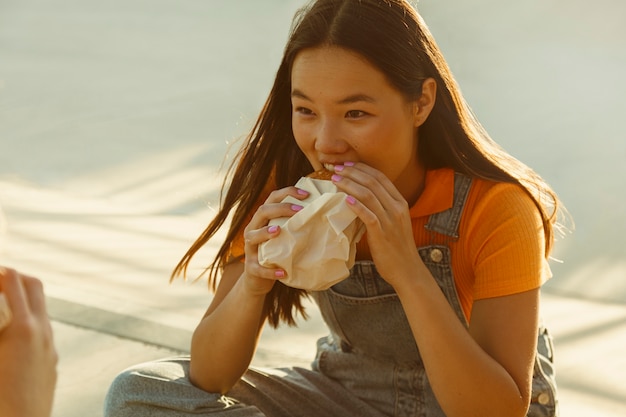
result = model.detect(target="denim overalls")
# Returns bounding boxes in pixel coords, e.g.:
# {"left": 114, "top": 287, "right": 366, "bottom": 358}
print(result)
{"left": 312, "top": 172, "right": 558, "bottom": 417}
{"left": 311, "top": 173, "right": 472, "bottom": 417}
{"left": 104, "top": 173, "right": 557, "bottom": 417}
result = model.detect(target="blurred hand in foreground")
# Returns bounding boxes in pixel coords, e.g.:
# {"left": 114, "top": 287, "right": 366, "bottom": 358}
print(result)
{"left": 0, "top": 267, "right": 57, "bottom": 417}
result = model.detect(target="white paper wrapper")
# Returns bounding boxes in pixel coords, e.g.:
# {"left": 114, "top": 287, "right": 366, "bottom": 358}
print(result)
{"left": 0, "top": 293, "right": 12, "bottom": 331}
{"left": 258, "top": 177, "right": 365, "bottom": 291}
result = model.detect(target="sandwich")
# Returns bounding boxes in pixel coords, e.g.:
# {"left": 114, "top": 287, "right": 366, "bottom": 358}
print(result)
{"left": 257, "top": 168, "right": 364, "bottom": 291}
{"left": 306, "top": 168, "right": 334, "bottom": 181}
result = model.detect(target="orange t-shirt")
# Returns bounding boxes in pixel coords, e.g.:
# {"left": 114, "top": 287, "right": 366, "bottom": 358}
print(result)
{"left": 229, "top": 168, "right": 550, "bottom": 321}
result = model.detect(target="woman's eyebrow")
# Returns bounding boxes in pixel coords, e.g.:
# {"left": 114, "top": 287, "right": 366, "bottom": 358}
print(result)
{"left": 291, "top": 89, "right": 310, "bottom": 100}
{"left": 291, "top": 89, "right": 377, "bottom": 104}
{"left": 338, "top": 94, "right": 377, "bottom": 104}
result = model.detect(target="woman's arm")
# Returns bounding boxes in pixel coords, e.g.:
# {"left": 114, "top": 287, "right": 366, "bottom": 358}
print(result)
{"left": 333, "top": 163, "right": 540, "bottom": 417}
{"left": 189, "top": 186, "right": 309, "bottom": 394}
{"left": 189, "top": 261, "right": 267, "bottom": 394}
{"left": 395, "top": 265, "right": 538, "bottom": 417}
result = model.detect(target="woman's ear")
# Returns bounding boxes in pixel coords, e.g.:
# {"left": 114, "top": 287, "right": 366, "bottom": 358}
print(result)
{"left": 413, "top": 78, "right": 437, "bottom": 127}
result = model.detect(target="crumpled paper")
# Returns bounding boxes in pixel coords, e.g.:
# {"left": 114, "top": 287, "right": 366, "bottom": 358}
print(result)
{"left": 258, "top": 176, "right": 365, "bottom": 291}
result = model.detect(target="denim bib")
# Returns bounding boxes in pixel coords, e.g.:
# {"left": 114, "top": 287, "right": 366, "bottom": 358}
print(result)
{"left": 310, "top": 173, "right": 470, "bottom": 416}
{"left": 311, "top": 173, "right": 558, "bottom": 417}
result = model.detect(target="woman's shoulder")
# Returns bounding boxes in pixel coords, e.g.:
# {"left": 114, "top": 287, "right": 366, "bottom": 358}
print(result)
{"left": 463, "top": 175, "right": 544, "bottom": 243}
{"left": 461, "top": 175, "right": 550, "bottom": 299}
{"left": 467, "top": 175, "right": 537, "bottom": 212}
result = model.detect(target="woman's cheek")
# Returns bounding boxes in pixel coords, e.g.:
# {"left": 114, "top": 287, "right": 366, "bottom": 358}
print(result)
{"left": 292, "top": 124, "right": 313, "bottom": 152}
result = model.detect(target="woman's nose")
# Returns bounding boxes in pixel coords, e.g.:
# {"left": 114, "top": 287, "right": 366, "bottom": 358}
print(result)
{"left": 314, "top": 119, "right": 348, "bottom": 154}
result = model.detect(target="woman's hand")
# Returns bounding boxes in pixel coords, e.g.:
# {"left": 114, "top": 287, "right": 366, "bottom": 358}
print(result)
{"left": 0, "top": 268, "right": 57, "bottom": 417}
{"left": 240, "top": 186, "right": 309, "bottom": 295}
{"left": 331, "top": 162, "right": 422, "bottom": 287}
{"left": 332, "top": 163, "right": 539, "bottom": 417}
{"left": 189, "top": 185, "right": 310, "bottom": 394}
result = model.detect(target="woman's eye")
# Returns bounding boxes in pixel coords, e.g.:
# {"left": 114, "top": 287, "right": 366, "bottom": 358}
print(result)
{"left": 294, "top": 106, "right": 314, "bottom": 116}
{"left": 346, "top": 110, "right": 367, "bottom": 119}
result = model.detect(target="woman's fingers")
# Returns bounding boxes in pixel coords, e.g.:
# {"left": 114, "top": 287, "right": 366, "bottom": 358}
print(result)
{"left": 0, "top": 268, "right": 50, "bottom": 323}
{"left": 244, "top": 225, "right": 287, "bottom": 278}
{"left": 334, "top": 163, "right": 405, "bottom": 204}
{"left": 251, "top": 202, "right": 303, "bottom": 228}
{"left": 240, "top": 185, "right": 309, "bottom": 285}
{"left": 21, "top": 275, "right": 48, "bottom": 322}
{"left": 245, "top": 185, "right": 307, "bottom": 238}
{"left": 332, "top": 162, "right": 413, "bottom": 241}
{"left": 245, "top": 186, "right": 307, "bottom": 233}
{"left": 244, "top": 257, "right": 286, "bottom": 280}
{"left": 331, "top": 165, "right": 393, "bottom": 225}
{"left": 0, "top": 268, "right": 29, "bottom": 319}
{"left": 0, "top": 292, "right": 11, "bottom": 330}
{"left": 265, "top": 186, "right": 310, "bottom": 205}
{"left": 244, "top": 202, "right": 303, "bottom": 247}
{"left": 244, "top": 224, "right": 280, "bottom": 247}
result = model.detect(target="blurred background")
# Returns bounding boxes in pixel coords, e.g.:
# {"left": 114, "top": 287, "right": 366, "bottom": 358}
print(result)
{"left": 1, "top": 0, "right": 625, "bottom": 416}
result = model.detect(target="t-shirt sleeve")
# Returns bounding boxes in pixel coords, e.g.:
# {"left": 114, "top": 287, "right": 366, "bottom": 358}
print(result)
{"left": 228, "top": 212, "right": 252, "bottom": 262}
{"left": 467, "top": 182, "right": 552, "bottom": 300}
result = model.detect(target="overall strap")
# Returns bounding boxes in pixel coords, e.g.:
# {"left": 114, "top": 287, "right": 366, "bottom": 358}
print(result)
{"left": 425, "top": 172, "right": 472, "bottom": 238}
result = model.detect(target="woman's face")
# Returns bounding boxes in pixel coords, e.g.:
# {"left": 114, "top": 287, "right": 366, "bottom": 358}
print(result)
{"left": 290, "top": 46, "right": 425, "bottom": 203}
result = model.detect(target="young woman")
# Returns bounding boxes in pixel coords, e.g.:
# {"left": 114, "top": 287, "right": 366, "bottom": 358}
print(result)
{"left": 105, "top": 1, "right": 565, "bottom": 416}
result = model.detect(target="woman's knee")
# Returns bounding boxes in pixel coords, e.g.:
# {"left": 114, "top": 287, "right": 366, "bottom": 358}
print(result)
{"left": 104, "top": 357, "right": 193, "bottom": 417}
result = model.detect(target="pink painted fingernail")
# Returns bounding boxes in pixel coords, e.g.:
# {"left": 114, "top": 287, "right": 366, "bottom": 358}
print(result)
{"left": 334, "top": 165, "right": 345, "bottom": 172}
{"left": 344, "top": 161, "right": 355, "bottom": 167}
{"left": 297, "top": 188, "right": 309, "bottom": 196}
{"left": 331, "top": 174, "right": 342, "bottom": 182}
{"left": 291, "top": 204, "right": 303, "bottom": 212}
{"left": 346, "top": 195, "right": 357, "bottom": 205}
{"left": 268, "top": 225, "right": 279, "bottom": 233}
{"left": 275, "top": 270, "right": 285, "bottom": 278}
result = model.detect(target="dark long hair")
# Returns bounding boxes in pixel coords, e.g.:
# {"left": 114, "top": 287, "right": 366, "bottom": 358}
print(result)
{"left": 173, "top": 0, "right": 566, "bottom": 327}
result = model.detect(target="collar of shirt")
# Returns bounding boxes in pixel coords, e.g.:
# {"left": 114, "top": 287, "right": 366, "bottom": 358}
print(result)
{"left": 409, "top": 168, "right": 455, "bottom": 219}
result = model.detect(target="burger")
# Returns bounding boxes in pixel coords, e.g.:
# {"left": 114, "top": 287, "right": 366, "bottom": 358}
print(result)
{"left": 306, "top": 168, "right": 334, "bottom": 181}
